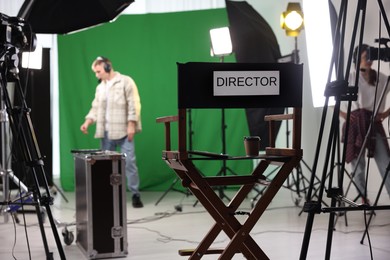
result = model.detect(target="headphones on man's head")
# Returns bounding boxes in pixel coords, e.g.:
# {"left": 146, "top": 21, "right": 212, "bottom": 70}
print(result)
{"left": 96, "top": 56, "right": 112, "bottom": 73}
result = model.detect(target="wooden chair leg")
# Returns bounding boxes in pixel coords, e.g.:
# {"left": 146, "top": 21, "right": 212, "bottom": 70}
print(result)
{"left": 176, "top": 160, "right": 272, "bottom": 259}
{"left": 221, "top": 159, "right": 299, "bottom": 259}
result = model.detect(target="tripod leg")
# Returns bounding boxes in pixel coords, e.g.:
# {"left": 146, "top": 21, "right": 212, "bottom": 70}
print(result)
{"left": 214, "top": 164, "right": 231, "bottom": 201}
{"left": 300, "top": 205, "right": 318, "bottom": 260}
{"left": 360, "top": 160, "right": 390, "bottom": 243}
{"left": 44, "top": 200, "right": 66, "bottom": 259}
{"left": 250, "top": 185, "right": 265, "bottom": 208}
{"left": 325, "top": 195, "right": 338, "bottom": 260}
{"left": 31, "top": 190, "right": 54, "bottom": 260}
{"left": 155, "top": 177, "right": 180, "bottom": 206}
{"left": 250, "top": 164, "right": 278, "bottom": 207}
{"left": 295, "top": 166, "right": 302, "bottom": 200}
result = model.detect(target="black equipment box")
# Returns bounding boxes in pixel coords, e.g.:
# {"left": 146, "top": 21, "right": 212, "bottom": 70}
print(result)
{"left": 73, "top": 150, "right": 128, "bottom": 259}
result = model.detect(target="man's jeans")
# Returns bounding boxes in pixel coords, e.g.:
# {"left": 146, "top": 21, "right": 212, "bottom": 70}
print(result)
{"left": 101, "top": 132, "right": 140, "bottom": 195}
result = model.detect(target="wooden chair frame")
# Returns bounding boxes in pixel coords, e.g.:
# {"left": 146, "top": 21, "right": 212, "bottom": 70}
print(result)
{"left": 157, "top": 62, "right": 303, "bottom": 259}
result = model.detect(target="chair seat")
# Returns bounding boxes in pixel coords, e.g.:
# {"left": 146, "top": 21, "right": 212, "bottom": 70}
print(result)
{"left": 162, "top": 150, "right": 294, "bottom": 162}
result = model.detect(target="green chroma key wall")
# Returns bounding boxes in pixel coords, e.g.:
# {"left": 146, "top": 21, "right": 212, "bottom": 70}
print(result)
{"left": 58, "top": 8, "right": 252, "bottom": 191}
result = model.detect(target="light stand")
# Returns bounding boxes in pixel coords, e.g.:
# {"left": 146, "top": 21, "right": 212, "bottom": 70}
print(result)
{"left": 250, "top": 3, "right": 316, "bottom": 208}
{"left": 210, "top": 27, "right": 236, "bottom": 200}
{"left": 281, "top": 2, "right": 358, "bottom": 223}
{"left": 155, "top": 27, "right": 234, "bottom": 206}
{"left": 280, "top": 3, "right": 316, "bottom": 205}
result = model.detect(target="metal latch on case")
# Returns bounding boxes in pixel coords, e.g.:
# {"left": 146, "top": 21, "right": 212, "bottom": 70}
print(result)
{"left": 110, "top": 173, "right": 122, "bottom": 186}
{"left": 111, "top": 226, "right": 123, "bottom": 238}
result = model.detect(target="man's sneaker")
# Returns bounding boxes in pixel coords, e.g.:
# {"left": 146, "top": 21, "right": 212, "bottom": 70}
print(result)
{"left": 132, "top": 194, "right": 143, "bottom": 208}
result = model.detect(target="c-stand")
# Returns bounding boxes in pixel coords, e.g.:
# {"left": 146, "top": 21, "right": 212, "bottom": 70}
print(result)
{"left": 300, "top": 0, "right": 390, "bottom": 259}
{"left": 0, "top": 45, "right": 65, "bottom": 259}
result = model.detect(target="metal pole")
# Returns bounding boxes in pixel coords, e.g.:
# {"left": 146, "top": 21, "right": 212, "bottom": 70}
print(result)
{"left": 0, "top": 84, "right": 10, "bottom": 223}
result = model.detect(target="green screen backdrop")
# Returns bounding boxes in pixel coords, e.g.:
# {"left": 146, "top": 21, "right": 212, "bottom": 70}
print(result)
{"left": 58, "top": 8, "right": 252, "bottom": 191}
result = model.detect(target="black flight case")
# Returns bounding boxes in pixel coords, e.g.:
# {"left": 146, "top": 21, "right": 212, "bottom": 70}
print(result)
{"left": 73, "top": 150, "right": 128, "bottom": 259}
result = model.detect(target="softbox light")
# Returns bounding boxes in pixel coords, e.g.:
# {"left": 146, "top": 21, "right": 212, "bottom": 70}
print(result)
{"left": 18, "top": 0, "right": 134, "bottom": 34}
{"left": 210, "top": 27, "right": 233, "bottom": 57}
{"left": 226, "top": 0, "right": 284, "bottom": 150}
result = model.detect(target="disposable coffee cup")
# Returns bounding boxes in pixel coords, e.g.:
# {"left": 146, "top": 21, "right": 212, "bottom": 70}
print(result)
{"left": 244, "top": 136, "right": 261, "bottom": 156}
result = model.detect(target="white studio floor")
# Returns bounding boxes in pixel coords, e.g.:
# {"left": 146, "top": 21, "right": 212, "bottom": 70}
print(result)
{"left": 0, "top": 183, "right": 390, "bottom": 260}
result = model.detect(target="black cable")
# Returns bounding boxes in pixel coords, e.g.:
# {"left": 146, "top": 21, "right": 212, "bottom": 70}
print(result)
{"left": 11, "top": 213, "right": 17, "bottom": 260}
{"left": 19, "top": 191, "right": 32, "bottom": 260}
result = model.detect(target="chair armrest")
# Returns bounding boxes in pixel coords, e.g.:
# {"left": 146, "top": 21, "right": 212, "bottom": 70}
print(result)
{"left": 264, "top": 114, "right": 293, "bottom": 121}
{"left": 264, "top": 113, "right": 293, "bottom": 148}
{"left": 156, "top": 115, "right": 178, "bottom": 151}
{"left": 156, "top": 115, "right": 178, "bottom": 123}
{"left": 264, "top": 108, "right": 301, "bottom": 151}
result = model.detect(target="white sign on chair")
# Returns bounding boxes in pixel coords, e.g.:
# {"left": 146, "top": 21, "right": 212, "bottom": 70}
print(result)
{"left": 213, "top": 70, "right": 280, "bottom": 96}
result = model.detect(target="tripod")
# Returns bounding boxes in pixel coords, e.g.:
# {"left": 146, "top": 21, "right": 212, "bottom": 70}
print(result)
{"left": 1, "top": 78, "right": 36, "bottom": 223}
{"left": 300, "top": 0, "right": 390, "bottom": 259}
{"left": 214, "top": 107, "right": 239, "bottom": 201}
{"left": 0, "top": 47, "right": 65, "bottom": 259}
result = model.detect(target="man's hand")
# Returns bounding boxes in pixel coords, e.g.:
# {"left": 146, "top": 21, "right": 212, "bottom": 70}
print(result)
{"left": 80, "top": 119, "right": 93, "bottom": 134}
{"left": 127, "top": 121, "right": 136, "bottom": 141}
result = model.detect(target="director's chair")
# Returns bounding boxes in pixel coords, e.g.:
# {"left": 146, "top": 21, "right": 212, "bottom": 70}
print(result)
{"left": 157, "top": 62, "right": 303, "bottom": 259}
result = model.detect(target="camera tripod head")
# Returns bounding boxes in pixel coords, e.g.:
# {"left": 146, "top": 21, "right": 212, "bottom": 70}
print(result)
{"left": 375, "top": 38, "right": 390, "bottom": 48}
{"left": 0, "top": 47, "right": 20, "bottom": 82}
{"left": 367, "top": 38, "right": 390, "bottom": 62}
{"left": 0, "top": 13, "right": 37, "bottom": 53}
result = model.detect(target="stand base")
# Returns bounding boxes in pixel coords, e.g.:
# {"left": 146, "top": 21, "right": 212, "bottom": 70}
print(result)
{"left": 155, "top": 177, "right": 189, "bottom": 206}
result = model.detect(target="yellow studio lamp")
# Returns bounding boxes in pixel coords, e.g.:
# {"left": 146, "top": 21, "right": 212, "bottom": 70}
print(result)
{"left": 281, "top": 2, "right": 304, "bottom": 37}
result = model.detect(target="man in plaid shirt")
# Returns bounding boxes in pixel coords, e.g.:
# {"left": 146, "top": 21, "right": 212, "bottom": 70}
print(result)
{"left": 80, "top": 56, "right": 143, "bottom": 208}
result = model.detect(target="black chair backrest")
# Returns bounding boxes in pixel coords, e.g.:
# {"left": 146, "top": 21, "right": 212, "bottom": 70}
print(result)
{"left": 178, "top": 62, "right": 303, "bottom": 109}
